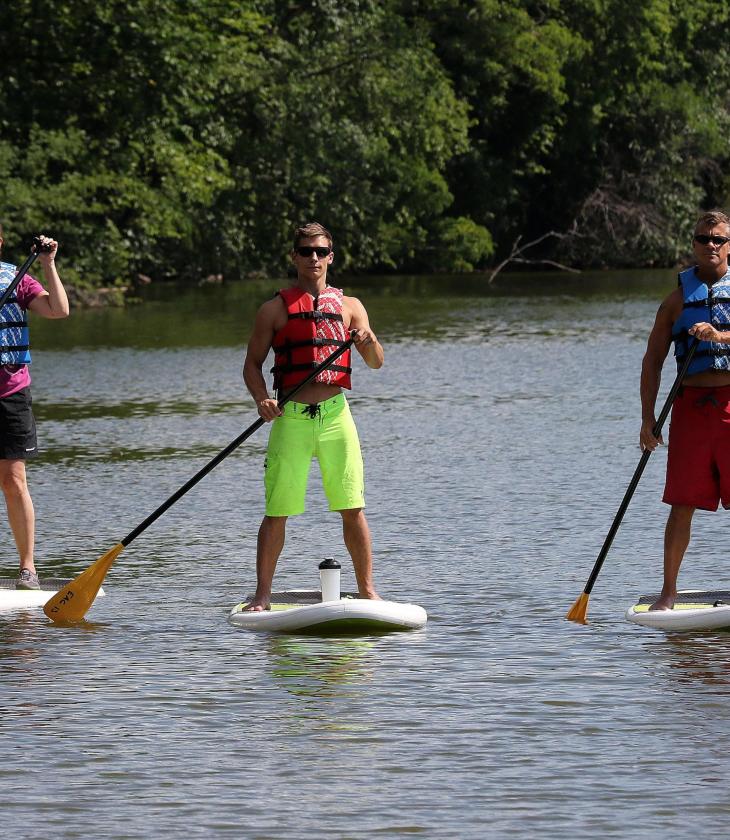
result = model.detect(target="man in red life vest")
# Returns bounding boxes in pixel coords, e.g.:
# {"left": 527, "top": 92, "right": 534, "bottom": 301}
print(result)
{"left": 641, "top": 209, "right": 730, "bottom": 610}
{"left": 243, "top": 222, "right": 384, "bottom": 610}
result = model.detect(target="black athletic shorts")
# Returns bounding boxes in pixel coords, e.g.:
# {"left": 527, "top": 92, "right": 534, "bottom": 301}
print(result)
{"left": 0, "top": 387, "right": 38, "bottom": 460}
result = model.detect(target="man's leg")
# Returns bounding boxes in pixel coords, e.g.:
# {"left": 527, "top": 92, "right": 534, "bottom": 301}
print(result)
{"left": 246, "top": 515, "right": 287, "bottom": 611}
{"left": 251, "top": 403, "right": 311, "bottom": 610}
{"left": 0, "top": 459, "right": 35, "bottom": 574}
{"left": 650, "top": 504, "right": 695, "bottom": 610}
{"left": 339, "top": 507, "right": 380, "bottom": 600}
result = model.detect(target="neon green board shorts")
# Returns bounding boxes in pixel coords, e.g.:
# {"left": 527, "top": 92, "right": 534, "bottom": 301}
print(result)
{"left": 264, "top": 393, "right": 365, "bottom": 516}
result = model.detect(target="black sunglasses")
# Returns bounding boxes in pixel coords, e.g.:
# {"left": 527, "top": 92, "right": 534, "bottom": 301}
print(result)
{"left": 295, "top": 246, "right": 331, "bottom": 258}
{"left": 694, "top": 234, "right": 730, "bottom": 246}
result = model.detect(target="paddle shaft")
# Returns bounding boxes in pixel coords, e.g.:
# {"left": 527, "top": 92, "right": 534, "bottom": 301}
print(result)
{"left": 120, "top": 336, "right": 356, "bottom": 546}
{"left": 0, "top": 240, "right": 42, "bottom": 310}
{"left": 581, "top": 340, "right": 698, "bottom": 596}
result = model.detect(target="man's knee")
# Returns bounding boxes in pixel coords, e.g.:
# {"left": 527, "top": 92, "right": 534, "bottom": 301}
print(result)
{"left": 339, "top": 507, "right": 365, "bottom": 523}
{"left": 668, "top": 504, "right": 695, "bottom": 525}
{"left": 261, "top": 515, "right": 287, "bottom": 531}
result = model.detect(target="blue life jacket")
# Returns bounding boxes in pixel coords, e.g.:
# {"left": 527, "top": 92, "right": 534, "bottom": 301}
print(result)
{"left": 672, "top": 266, "right": 730, "bottom": 374}
{"left": 0, "top": 262, "right": 32, "bottom": 365}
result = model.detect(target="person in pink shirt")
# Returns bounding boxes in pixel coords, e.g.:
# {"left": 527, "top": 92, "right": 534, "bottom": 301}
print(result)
{"left": 0, "top": 226, "right": 70, "bottom": 589}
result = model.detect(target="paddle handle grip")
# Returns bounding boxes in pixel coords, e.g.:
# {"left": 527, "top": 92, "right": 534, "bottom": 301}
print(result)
{"left": 120, "top": 336, "right": 356, "bottom": 546}
{"left": 582, "top": 340, "right": 698, "bottom": 596}
{"left": 0, "top": 239, "right": 43, "bottom": 311}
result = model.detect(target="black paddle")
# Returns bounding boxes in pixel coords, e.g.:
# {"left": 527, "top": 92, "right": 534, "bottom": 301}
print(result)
{"left": 566, "top": 339, "right": 699, "bottom": 624}
{"left": 44, "top": 335, "right": 356, "bottom": 622}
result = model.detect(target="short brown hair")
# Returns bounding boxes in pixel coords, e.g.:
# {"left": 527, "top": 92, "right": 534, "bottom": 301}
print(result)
{"left": 292, "top": 222, "right": 333, "bottom": 250}
{"left": 695, "top": 209, "right": 730, "bottom": 234}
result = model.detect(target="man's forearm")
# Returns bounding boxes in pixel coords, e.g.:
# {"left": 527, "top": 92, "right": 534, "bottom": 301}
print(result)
{"left": 361, "top": 340, "right": 384, "bottom": 369}
{"left": 243, "top": 360, "right": 270, "bottom": 403}
{"left": 640, "top": 363, "right": 661, "bottom": 423}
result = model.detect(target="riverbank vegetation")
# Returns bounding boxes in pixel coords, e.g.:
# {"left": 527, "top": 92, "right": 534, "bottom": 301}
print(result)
{"left": 2, "top": 0, "right": 729, "bottom": 292}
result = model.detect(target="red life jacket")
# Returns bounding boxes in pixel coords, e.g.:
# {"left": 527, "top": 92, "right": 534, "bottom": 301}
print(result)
{"left": 271, "top": 286, "right": 352, "bottom": 392}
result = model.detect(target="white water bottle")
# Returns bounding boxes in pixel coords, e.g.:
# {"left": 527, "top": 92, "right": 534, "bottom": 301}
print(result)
{"left": 319, "top": 558, "right": 341, "bottom": 602}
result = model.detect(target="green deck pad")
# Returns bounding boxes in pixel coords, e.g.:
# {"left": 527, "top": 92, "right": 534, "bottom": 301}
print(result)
{"left": 633, "top": 602, "right": 718, "bottom": 613}
{"left": 236, "top": 590, "right": 361, "bottom": 610}
{"left": 0, "top": 577, "right": 72, "bottom": 592}
{"left": 636, "top": 591, "right": 730, "bottom": 607}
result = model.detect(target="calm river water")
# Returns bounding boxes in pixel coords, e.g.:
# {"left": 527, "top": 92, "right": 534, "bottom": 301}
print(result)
{"left": 3, "top": 270, "right": 730, "bottom": 839}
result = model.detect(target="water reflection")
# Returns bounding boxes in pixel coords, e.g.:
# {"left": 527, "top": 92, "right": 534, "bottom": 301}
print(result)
{"left": 0, "top": 612, "right": 107, "bottom": 698}
{"left": 642, "top": 632, "right": 730, "bottom": 691}
{"left": 266, "top": 635, "right": 373, "bottom": 699}
{"left": 0, "top": 612, "right": 44, "bottom": 683}
{"left": 36, "top": 399, "right": 242, "bottom": 422}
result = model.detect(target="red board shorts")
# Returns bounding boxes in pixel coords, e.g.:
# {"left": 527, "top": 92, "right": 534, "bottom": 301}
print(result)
{"left": 664, "top": 384, "right": 730, "bottom": 511}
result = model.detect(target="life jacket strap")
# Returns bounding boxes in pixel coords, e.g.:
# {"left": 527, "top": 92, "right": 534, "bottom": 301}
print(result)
{"left": 272, "top": 337, "right": 346, "bottom": 353}
{"left": 288, "top": 310, "right": 344, "bottom": 323}
{"left": 271, "top": 361, "right": 352, "bottom": 376}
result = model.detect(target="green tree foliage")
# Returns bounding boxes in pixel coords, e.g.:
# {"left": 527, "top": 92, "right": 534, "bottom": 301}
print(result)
{"left": 216, "top": 0, "right": 475, "bottom": 274}
{"left": 0, "top": 0, "right": 476, "bottom": 284}
{"left": 1, "top": 0, "right": 729, "bottom": 287}
{"left": 410, "top": 0, "right": 730, "bottom": 268}
{"left": 0, "top": 1, "right": 261, "bottom": 285}
{"left": 546, "top": 0, "right": 730, "bottom": 266}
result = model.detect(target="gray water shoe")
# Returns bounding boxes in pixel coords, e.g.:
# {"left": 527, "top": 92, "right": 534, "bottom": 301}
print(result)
{"left": 16, "top": 569, "right": 40, "bottom": 590}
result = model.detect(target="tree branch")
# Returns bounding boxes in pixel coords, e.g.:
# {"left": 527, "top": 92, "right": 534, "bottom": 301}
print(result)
{"left": 486, "top": 223, "right": 580, "bottom": 283}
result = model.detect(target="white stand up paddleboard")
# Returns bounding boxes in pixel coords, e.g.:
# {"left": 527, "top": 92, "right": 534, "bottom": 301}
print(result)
{"left": 626, "top": 590, "right": 730, "bottom": 631}
{"left": 0, "top": 577, "right": 105, "bottom": 613}
{"left": 228, "top": 559, "right": 427, "bottom": 635}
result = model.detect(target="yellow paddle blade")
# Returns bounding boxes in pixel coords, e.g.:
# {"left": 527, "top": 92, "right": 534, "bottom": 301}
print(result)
{"left": 566, "top": 592, "right": 590, "bottom": 625}
{"left": 43, "top": 543, "right": 124, "bottom": 623}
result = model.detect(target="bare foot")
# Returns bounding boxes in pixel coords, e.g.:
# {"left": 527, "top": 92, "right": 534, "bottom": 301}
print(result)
{"left": 243, "top": 597, "right": 270, "bottom": 612}
{"left": 359, "top": 588, "right": 382, "bottom": 601}
{"left": 649, "top": 594, "right": 676, "bottom": 611}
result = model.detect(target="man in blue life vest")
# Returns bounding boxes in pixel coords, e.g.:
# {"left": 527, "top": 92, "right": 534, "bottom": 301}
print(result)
{"left": 242, "top": 222, "right": 384, "bottom": 611}
{"left": 0, "top": 226, "right": 70, "bottom": 589}
{"left": 641, "top": 209, "right": 730, "bottom": 610}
